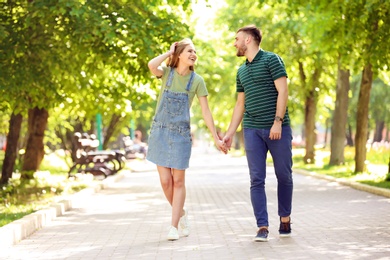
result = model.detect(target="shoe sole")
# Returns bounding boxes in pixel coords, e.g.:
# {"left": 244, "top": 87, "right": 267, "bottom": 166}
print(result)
{"left": 279, "top": 233, "right": 291, "bottom": 238}
{"left": 167, "top": 237, "right": 179, "bottom": 241}
{"left": 254, "top": 237, "right": 268, "bottom": 242}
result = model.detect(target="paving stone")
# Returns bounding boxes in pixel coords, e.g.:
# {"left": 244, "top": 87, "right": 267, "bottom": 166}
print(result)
{"left": 1, "top": 147, "right": 389, "bottom": 260}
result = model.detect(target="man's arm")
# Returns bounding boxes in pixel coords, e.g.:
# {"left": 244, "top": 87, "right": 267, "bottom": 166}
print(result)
{"left": 270, "top": 76, "right": 288, "bottom": 140}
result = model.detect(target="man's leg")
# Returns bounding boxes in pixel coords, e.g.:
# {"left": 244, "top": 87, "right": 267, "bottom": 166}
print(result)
{"left": 244, "top": 128, "right": 269, "bottom": 227}
{"left": 268, "top": 126, "right": 293, "bottom": 220}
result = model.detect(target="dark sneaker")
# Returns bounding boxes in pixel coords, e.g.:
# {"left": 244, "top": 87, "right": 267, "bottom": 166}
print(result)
{"left": 279, "top": 217, "right": 292, "bottom": 237}
{"left": 254, "top": 228, "right": 269, "bottom": 242}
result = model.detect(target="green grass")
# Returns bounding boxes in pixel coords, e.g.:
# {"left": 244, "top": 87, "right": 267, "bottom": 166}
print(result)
{"left": 291, "top": 146, "right": 390, "bottom": 189}
{"left": 0, "top": 151, "right": 90, "bottom": 227}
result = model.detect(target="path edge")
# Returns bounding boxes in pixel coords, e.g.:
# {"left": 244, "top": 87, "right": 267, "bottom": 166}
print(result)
{"left": 0, "top": 172, "right": 124, "bottom": 249}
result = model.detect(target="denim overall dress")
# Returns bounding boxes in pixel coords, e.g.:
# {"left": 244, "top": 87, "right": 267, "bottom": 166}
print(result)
{"left": 146, "top": 68, "right": 195, "bottom": 170}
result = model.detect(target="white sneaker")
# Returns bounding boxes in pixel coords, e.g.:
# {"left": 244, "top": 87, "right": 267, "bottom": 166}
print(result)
{"left": 167, "top": 226, "right": 179, "bottom": 241}
{"left": 179, "top": 208, "right": 190, "bottom": 236}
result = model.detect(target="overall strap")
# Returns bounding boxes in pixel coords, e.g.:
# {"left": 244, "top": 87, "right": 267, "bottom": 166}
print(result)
{"left": 165, "top": 68, "right": 175, "bottom": 88}
{"left": 186, "top": 71, "right": 195, "bottom": 92}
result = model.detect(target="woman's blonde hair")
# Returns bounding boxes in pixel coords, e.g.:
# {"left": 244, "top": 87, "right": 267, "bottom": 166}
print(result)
{"left": 167, "top": 38, "right": 195, "bottom": 71}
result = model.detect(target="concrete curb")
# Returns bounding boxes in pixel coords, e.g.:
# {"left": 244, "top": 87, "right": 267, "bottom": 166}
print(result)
{"left": 0, "top": 172, "right": 124, "bottom": 249}
{"left": 293, "top": 168, "right": 390, "bottom": 198}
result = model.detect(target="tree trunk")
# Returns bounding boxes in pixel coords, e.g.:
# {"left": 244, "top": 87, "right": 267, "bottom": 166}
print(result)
{"left": 372, "top": 120, "right": 384, "bottom": 143}
{"left": 355, "top": 64, "right": 373, "bottom": 173}
{"left": 329, "top": 62, "right": 350, "bottom": 165}
{"left": 1, "top": 113, "right": 23, "bottom": 185}
{"left": 21, "top": 107, "right": 49, "bottom": 179}
{"left": 302, "top": 63, "right": 320, "bottom": 164}
{"left": 346, "top": 124, "right": 354, "bottom": 146}
{"left": 303, "top": 91, "right": 317, "bottom": 164}
{"left": 298, "top": 61, "right": 313, "bottom": 163}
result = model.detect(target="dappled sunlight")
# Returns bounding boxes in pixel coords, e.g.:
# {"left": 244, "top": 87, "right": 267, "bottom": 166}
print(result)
{"left": 2, "top": 151, "right": 390, "bottom": 259}
{"left": 355, "top": 166, "right": 388, "bottom": 181}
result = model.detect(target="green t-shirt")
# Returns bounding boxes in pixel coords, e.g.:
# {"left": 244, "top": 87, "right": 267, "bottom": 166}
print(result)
{"left": 155, "top": 66, "right": 208, "bottom": 110}
{"left": 236, "top": 49, "right": 290, "bottom": 129}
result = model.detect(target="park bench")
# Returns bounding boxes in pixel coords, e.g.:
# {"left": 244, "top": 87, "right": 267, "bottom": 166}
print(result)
{"left": 68, "top": 132, "right": 126, "bottom": 178}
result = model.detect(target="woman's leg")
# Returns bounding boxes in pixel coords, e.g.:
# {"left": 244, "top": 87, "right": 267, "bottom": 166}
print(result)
{"left": 157, "top": 166, "right": 186, "bottom": 228}
{"left": 171, "top": 168, "right": 186, "bottom": 228}
{"left": 157, "top": 166, "right": 174, "bottom": 205}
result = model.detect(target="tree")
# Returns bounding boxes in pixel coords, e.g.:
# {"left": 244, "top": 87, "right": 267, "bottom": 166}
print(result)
{"left": 311, "top": 1, "right": 357, "bottom": 166}
{"left": 353, "top": 0, "right": 390, "bottom": 173}
{"left": 0, "top": 0, "right": 192, "bottom": 182}
{"left": 330, "top": 59, "right": 350, "bottom": 165}
{"left": 0, "top": 112, "right": 23, "bottom": 185}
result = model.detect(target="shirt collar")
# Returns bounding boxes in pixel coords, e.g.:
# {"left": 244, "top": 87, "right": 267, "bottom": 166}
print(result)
{"left": 245, "top": 49, "right": 263, "bottom": 65}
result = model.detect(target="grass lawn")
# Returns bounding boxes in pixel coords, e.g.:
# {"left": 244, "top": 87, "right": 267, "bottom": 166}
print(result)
{"left": 291, "top": 146, "right": 390, "bottom": 189}
{"left": 0, "top": 151, "right": 91, "bottom": 227}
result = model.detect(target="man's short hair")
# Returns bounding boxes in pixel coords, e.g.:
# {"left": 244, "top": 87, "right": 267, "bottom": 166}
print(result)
{"left": 237, "top": 25, "right": 262, "bottom": 46}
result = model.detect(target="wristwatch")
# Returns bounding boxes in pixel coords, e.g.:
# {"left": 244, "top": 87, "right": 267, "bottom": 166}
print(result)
{"left": 274, "top": 116, "right": 283, "bottom": 123}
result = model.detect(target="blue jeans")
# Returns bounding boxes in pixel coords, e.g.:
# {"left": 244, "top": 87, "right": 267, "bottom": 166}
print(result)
{"left": 244, "top": 127, "right": 293, "bottom": 227}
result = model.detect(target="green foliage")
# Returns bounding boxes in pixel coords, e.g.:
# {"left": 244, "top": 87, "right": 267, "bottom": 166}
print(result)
{"left": 0, "top": 0, "right": 192, "bottom": 113}
{"left": 0, "top": 0, "right": 194, "bottom": 167}
{"left": 190, "top": 38, "right": 238, "bottom": 132}
{"left": 214, "top": 0, "right": 334, "bottom": 130}
{"left": 370, "top": 78, "right": 390, "bottom": 123}
{"left": 211, "top": 0, "right": 389, "bottom": 138}
{"left": 0, "top": 110, "right": 10, "bottom": 135}
{"left": 1, "top": 0, "right": 389, "bottom": 189}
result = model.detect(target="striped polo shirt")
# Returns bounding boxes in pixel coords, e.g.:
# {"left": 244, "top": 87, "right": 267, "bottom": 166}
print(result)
{"left": 236, "top": 49, "right": 290, "bottom": 129}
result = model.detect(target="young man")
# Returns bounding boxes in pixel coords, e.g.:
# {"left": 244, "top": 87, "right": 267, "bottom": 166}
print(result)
{"left": 223, "top": 25, "right": 293, "bottom": 242}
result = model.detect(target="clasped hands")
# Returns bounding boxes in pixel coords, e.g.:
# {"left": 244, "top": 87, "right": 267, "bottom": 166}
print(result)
{"left": 214, "top": 133, "right": 232, "bottom": 155}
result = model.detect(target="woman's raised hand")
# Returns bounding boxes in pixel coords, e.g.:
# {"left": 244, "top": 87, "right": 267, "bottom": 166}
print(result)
{"left": 169, "top": 42, "right": 178, "bottom": 55}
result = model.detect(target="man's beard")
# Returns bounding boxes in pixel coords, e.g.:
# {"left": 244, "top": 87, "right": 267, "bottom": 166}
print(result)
{"left": 236, "top": 45, "right": 246, "bottom": 57}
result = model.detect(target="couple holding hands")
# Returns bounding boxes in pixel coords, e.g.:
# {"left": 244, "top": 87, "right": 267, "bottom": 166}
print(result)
{"left": 146, "top": 25, "right": 293, "bottom": 242}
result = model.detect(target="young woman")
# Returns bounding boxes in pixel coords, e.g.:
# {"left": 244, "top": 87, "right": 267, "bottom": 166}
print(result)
{"left": 146, "top": 38, "right": 225, "bottom": 241}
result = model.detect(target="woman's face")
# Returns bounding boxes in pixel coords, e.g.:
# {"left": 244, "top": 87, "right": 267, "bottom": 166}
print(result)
{"left": 178, "top": 44, "right": 197, "bottom": 67}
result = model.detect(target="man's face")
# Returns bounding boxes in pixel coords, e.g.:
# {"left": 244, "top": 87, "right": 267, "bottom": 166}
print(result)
{"left": 234, "top": 31, "right": 247, "bottom": 57}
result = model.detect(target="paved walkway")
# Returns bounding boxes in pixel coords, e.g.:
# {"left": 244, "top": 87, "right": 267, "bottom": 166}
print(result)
{"left": 1, "top": 147, "right": 390, "bottom": 260}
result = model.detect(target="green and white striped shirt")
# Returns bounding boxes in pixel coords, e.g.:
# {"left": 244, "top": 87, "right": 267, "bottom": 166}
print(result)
{"left": 237, "top": 49, "right": 290, "bottom": 129}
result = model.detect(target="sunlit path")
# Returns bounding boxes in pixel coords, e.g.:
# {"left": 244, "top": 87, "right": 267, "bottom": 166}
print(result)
{"left": 1, "top": 146, "right": 389, "bottom": 259}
